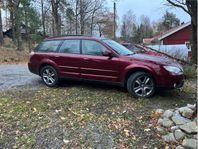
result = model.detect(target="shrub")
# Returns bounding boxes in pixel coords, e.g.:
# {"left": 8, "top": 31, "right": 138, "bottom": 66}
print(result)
{"left": 183, "top": 65, "right": 197, "bottom": 79}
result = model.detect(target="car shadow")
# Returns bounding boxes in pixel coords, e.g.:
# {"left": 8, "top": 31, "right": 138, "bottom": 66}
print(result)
{"left": 58, "top": 79, "right": 127, "bottom": 93}
{"left": 56, "top": 79, "right": 185, "bottom": 100}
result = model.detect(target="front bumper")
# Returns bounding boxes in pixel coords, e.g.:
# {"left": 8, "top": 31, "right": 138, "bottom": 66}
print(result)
{"left": 157, "top": 73, "right": 185, "bottom": 89}
{"left": 173, "top": 80, "right": 184, "bottom": 88}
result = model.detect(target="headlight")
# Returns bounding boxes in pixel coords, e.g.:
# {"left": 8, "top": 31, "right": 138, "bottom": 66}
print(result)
{"left": 163, "top": 66, "right": 183, "bottom": 74}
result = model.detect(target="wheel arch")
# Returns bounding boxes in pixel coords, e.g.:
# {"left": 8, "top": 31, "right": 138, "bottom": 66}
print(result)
{"left": 39, "top": 60, "right": 59, "bottom": 76}
{"left": 124, "top": 67, "right": 156, "bottom": 87}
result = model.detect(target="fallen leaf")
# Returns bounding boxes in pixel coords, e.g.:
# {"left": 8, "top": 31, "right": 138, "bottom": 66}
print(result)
{"left": 124, "top": 129, "right": 130, "bottom": 137}
{"left": 60, "top": 117, "right": 66, "bottom": 120}
{"left": 144, "top": 128, "right": 151, "bottom": 132}
{"left": 63, "top": 139, "right": 70, "bottom": 144}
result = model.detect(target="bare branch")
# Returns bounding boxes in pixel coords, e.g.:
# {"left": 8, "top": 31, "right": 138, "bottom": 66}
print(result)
{"left": 166, "top": 0, "right": 191, "bottom": 16}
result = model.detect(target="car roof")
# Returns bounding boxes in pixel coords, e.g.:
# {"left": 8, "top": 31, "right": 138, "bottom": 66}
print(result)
{"left": 44, "top": 35, "right": 107, "bottom": 41}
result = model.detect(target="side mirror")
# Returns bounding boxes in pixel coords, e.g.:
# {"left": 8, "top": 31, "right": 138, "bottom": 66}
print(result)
{"left": 102, "top": 50, "right": 113, "bottom": 58}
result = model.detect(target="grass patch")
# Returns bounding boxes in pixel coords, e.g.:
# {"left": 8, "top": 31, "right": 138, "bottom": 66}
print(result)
{"left": 183, "top": 65, "right": 197, "bottom": 79}
{"left": 0, "top": 81, "right": 196, "bottom": 148}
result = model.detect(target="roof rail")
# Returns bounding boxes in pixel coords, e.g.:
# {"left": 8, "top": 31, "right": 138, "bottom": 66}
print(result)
{"left": 46, "top": 34, "right": 93, "bottom": 38}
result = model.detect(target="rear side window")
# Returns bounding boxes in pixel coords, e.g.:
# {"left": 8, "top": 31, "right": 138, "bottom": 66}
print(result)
{"left": 36, "top": 40, "right": 62, "bottom": 52}
{"left": 82, "top": 40, "right": 106, "bottom": 56}
{"left": 59, "top": 40, "right": 80, "bottom": 54}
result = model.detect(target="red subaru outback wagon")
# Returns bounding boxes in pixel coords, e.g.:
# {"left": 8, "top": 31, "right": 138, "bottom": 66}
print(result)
{"left": 28, "top": 36, "right": 184, "bottom": 98}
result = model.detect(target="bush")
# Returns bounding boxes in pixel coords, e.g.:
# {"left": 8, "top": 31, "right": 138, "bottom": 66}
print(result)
{"left": 183, "top": 65, "right": 197, "bottom": 79}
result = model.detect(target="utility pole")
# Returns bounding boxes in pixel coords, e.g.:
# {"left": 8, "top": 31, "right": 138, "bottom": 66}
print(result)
{"left": 0, "top": 1, "right": 4, "bottom": 45}
{"left": 113, "top": 2, "right": 116, "bottom": 40}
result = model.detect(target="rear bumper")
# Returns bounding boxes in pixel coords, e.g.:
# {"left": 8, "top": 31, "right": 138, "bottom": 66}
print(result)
{"left": 28, "top": 62, "right": 39, "bottom": 75}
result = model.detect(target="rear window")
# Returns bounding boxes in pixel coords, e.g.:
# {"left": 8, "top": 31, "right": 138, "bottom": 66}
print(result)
{"left": 35, "top": 40, "right": 62, "bottom": 52}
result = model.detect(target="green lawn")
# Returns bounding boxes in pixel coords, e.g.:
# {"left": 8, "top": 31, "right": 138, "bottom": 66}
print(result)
{"left": 0, "top": 80, "right": 196, "bottom": 148}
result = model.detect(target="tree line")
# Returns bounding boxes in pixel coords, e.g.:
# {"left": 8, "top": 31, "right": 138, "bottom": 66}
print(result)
{"left": 0, "top": 0, "right": 115, "bottom": 50}
{"left": 120, "top": 11, "right": 181, "bottom": 44}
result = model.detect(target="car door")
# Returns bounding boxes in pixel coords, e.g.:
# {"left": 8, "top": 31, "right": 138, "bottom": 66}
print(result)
{"left": 80, "top": 39, "right": 120, "bottom": 82}
{"left": 55, "top": 39, "right": 83, "bottom": 78}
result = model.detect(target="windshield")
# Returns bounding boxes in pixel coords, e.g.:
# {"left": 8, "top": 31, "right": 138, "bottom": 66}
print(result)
{"left": 102, "top": 39, "right": 134, "bottom": 56}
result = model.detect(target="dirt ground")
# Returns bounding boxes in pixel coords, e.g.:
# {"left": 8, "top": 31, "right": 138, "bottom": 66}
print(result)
{"left": 0, "top": 38, "right": 29, "bottom": 64}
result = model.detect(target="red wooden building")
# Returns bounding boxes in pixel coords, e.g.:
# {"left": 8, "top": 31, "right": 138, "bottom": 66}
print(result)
{"left": 158, "top": 22, "right": 191, "bottom": 45}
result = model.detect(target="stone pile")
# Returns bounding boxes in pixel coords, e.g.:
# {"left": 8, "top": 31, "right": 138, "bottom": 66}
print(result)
{"left": 155, "top": 104, "right": 197, "bottom": 149}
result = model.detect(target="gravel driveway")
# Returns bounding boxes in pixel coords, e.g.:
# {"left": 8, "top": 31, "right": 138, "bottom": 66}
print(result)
{"left": 0, "top": 64, "right": 42, "bottom": 91}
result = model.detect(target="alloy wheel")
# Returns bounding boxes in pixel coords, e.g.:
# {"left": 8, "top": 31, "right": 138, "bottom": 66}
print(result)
{"left": 132, "top": 75, "right": 154, "bottom": 97}
{"left": 42, "top": 68, "right": 56, "bottom": 86}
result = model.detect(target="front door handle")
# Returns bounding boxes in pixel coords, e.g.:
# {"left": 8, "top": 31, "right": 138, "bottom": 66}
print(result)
{"left": 84, "top": 58, "right": 91, "bottom": 61}
{"left": 54, "top": 55, "right": 60, "bottom": 58}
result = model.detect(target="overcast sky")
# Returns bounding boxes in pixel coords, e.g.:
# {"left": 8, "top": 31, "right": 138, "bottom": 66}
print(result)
{"left": 106, "top": 0, "right": 190, "bottom": 24}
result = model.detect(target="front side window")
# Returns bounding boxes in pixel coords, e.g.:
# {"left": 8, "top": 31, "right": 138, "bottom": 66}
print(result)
{"left": 82, "top": 40, "right": 106, "bottom": 56}
{"left": 36, "top": 40, "right": 62, "bottom": 52}
{"left": 59, "top": 40, "right": 80, "bottom": 54}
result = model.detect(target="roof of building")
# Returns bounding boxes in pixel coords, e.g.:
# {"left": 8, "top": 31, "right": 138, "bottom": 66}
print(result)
{"left": 158, "top": 22, "right": 191, "bottom": 41}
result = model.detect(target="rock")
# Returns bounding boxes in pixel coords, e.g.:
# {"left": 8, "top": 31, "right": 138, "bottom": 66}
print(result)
{"left": 162, "top": 118, "right": 173, "bottom": 128}
{"left": 187, "top": 104, "right": 196, "bottom": 110}
{"left": 157, "top": 118, "right": 163, "bottom": 125}
{"left": 175, "top": 145, "right": 185, "bottom": 149}
{"left": 155, "top": 109, "right": 164, "bottom": 116}
{"left": 182, "top": 139, "right": 198, "bottom": 149}
{"left": 174, "top": 129, "right": 185, "bottom": 140}
{"left": 162, "top": 133, "right": 176, "bottom": 143}
{"left": 172, "top": 113, "right": 191, "bottom": 125}
{"left": 193, "top": 117, "right": 197, "bottom": 123}
{"left": 180, "top": 121, "right": 198, "bottom": 134}
{"left": 156, "top": 126, "right": 166, "bottom": 135}
{"left": 179, "top": 107, "right": 194, "bottom": 119}
{"left": 192, "top": 135, "right": 197, "bottom": 139}
{"left": 162, "top": 110, "right": 173, "bottom": 118}
{"left": 171, "top": 126, "right": 179, "bottom": 132}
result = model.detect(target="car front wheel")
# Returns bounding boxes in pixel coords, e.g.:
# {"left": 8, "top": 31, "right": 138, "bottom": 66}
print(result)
{"left": 40, "top": 65, "right": 59, "bottom": 87}
{"left": 127, "top": 72, "right": 155, "bottom": 98}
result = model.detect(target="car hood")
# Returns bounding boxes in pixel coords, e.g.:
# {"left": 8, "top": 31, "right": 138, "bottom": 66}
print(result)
{"left": 128, "top": 53, "right": 176, "bottom": 65}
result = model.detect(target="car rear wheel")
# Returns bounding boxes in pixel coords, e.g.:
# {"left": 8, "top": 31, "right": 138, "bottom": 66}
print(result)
{"left": 127, "top": 72, "right": 155, "bottom": 98}
{"left": 40, "top": 65, "right": 59, "bottom": 87}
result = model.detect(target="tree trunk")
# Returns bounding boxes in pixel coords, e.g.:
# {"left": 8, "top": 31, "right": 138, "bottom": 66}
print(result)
{"left": 9, "top": 4, "right": 16, "bottom": 43}
{"left": 41, "top": 0, "right": 46, "bottom": 37}
{"left": 15, "top": 8, "right": 23, "bottom": 51}
{"left": 191, "top": 20, "right": 197, "bottom": 64}
{"left": 75, "top": 0, "right": 78, "bottom": 35}
{"left": 113, "top": 2, "right": 116, "bottom": 40}
{"left": 80, "top": 0, "right": 84, "bottom": 35}
{"left": 90, "top": 11, "right": 96, "bottom": 36}
{"left": 51, "top": 0, "right": 60, "bottom": 36}
{"left": 57, "top": 14, "right": 61, "bottom": 35}
{"left": 188, "top": 0, "right": 197, "bottom": 65}
{"left": 0, "top": 9, "right": 4, "bottom": 45}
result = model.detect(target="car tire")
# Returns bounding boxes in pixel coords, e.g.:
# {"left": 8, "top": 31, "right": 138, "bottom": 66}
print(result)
{"left": 40, "top": 65, "right": 59, "bottom": 87}
{"left": 127, "top": 72, "right": 155, "bottom": 98}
